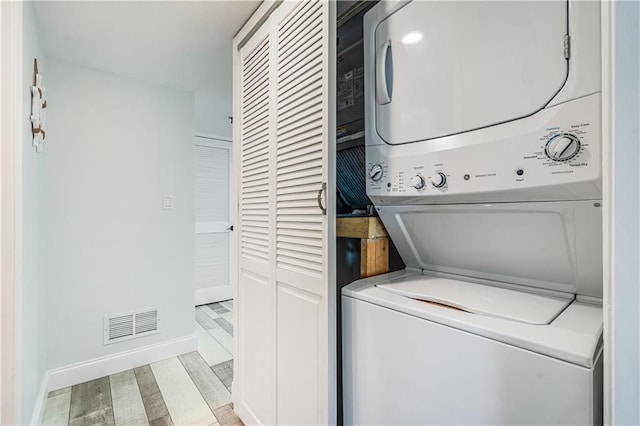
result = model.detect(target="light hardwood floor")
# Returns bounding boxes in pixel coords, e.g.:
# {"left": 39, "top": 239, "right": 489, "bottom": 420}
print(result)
{"left": 42, "top": 301, "right": 241, "bottom": 426}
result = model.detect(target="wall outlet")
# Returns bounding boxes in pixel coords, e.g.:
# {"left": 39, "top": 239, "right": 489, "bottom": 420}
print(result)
{"left": 163, "top": 194, "right": 174, "bottom": 210}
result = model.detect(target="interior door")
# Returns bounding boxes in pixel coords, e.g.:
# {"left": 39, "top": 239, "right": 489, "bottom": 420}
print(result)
{"left": 236, "top": 20, "right": 277, "bottom": 425}
{"left": 194, "top": 136, "right": 233, "bottom": 305}
{"left": 373, "top": 0, "right": 569, "bottom": 144}
{"left": 273, "top": 1, "right": 333, "bottom": 424}
{"left": 234, "top": 1, "right": 336, "bottom": 424}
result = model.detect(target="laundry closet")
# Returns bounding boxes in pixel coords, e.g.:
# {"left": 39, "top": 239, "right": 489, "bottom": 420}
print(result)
{"left": 342, "top": 0, "right": 604, "bottom": 425}
{"left": 233, "top": 0, "right": 606, "bottom": 425}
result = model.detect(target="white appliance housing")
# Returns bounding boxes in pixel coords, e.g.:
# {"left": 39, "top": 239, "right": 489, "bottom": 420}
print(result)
{"left": 342, "top": 1, "right": 603, "bottom": 424}
{"left": 364, "top": 0, "right": 601, "bottom": 205}
{"left": 343, "top": 270, "right": 603, "bottom": 425}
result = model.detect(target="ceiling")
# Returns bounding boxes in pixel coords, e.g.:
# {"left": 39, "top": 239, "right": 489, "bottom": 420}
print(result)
{"left": 33, "top": 1, "right": 261, "bottom": 92}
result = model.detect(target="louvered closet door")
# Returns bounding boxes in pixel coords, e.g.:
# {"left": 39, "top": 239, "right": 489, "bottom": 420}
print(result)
{"left": 194, "top": 136, "right": 233, "bottom": 305}
{"left": 273, "top": 1, "right": 332, "bottom": 424}
{"left": 235, "top": 1, "right": 335, "bottom": 424}
{"left": 237, "top": 21, "right": 277, "bottom": 426}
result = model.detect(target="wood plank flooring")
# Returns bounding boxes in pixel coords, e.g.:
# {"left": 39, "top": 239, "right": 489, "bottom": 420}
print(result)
{"left": 69, "top": 376, "right": 115, "bottom": 426}
{"left": 42, "top": 301, "right": 241, "bottom": 426}
{"left": 210, "top": 361, "right": 233, "bottom": 392}
{"left": 110, "top": 370, "right": 148, "bottom": 425}
{"left": 134, "top": 365, "right": 172, "bottom": 425}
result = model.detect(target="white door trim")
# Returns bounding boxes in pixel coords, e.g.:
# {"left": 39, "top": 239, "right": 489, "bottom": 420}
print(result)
{"left": 195, "top": 135, "right": 232, "bottom": 147}
{"left": 0, "top": 1, "right": 24, "bottom": 423}
{"left": 601, "top": 1, "right": 613, "bottom": 423}
{"left": 233, "top": 0, "right": 281, "bottom": 52}
{"left": 195, "top": 133, "right": 231, "bottom": 143}
{"left": 602, "top": 1, "right": 640, "bottom": 424}
{"left": 326, "top": 4, "right": 338, "bottom": 421}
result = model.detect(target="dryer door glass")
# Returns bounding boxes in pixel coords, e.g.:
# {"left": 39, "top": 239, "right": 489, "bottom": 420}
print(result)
{"left": 374, "top": 1, "right": 568, "bottom": 145}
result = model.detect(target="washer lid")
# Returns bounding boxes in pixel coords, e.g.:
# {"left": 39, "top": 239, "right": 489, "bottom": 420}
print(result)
{"left": 344, "top": 270, "right": 603, "bottom": 368}
{"left": 376, "top": 201, "right": 603, "bottom": 298}
{"left": 377, "top": 275, "right": 573, "bottom": 325}
{"left": 372, "top": 0, "right": 568, "bottom": 145}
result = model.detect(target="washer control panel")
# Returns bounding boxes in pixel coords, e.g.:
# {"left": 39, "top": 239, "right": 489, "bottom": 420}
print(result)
{"left": 545, "top": 133, "right": 581, "bottom": 162}
{"left": 369, "top": 164, "right": 384, "bottom": 182}
{"left": 366, "top": 94, "right": 601, "bottom": 202}
{"left": 430, "top": 172, "right": 447, "bottom": 188}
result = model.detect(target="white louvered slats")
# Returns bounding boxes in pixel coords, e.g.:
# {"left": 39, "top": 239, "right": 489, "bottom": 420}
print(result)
{"left": 195, "top": 233, "right": 229, "bottom": 290}
{"left": 234, "top": 2, "right": 334, "bottom": 424}
{"left": 274, "top": 2, "right": 331, "bottom": 425}
{"left": 241, "top": 36, "right": 271, "bottom": 264}
{"left": 236, "top": 22, "right": 278, "bottom": 426}
{"left": 276, "top": 0, "right": 325, "bottom": 279}
{"left": 196, "top": 144, "right": 229, "bottom": 223}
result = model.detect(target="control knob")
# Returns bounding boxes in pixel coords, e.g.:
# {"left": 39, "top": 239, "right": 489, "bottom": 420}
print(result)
{"left": 369, "top": 164, "right": 384, "bottom": 182}
{"left": 545, "top": 134, "right": 581, "bottom": 161}
{"left": 410, "top": 174, "right": 426, "bottom": 190}
{"left": 430, "top": 172, "right": 447, "bottom": 188}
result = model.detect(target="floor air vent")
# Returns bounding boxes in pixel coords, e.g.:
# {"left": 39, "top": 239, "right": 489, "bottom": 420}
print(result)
{"left": 104, "top": 308, "right": 160, "bottom": 344}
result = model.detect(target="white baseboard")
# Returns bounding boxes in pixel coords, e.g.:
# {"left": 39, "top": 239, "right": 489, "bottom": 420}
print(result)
{"left": 30, "top": 334, "right": 198, "bottom": 424}
{"left": 29, "top": 374, "right": 49, "bottom": 426}
{"left": 37, "top": 334, "right": 197, "bottom": 413}
{"left": 195, "top": 286, "right": 232, "bottom": 305}
{"left": 195, "top": 133, "right": 231, "bottom": 142}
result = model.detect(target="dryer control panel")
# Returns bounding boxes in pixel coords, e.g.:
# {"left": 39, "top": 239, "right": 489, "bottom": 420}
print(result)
{"left": 366, "top": 94, "right": 601, "bottom": 204}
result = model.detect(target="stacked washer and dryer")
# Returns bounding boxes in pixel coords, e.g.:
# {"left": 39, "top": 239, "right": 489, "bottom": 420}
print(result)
{"left": 342, "top": 0, "right": 603, "bottom": 424}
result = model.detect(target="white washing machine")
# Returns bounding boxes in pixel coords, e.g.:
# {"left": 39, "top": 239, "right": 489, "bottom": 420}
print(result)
{"left": 342, "top": 0, "right": 603, "bottom": 424}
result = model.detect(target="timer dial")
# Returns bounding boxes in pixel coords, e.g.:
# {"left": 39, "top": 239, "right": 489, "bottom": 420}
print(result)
{"left": 545, "top": 134, "right": 581, "bottom": 162}
{"left": 369, "top": 164, "right": 384, "bottom": 182}
{"left": 410, "top": 174, "right": 426, "bottom": 189}
{"left": 430, "top": 172, "right": 447, "bottom": 188}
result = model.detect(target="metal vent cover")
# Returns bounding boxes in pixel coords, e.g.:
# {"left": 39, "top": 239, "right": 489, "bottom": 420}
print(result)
{"left": 104, "top": 308, "right": 160, "bottom": 345}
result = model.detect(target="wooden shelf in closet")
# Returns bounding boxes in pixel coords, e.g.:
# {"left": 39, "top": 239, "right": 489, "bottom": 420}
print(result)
{"left": 336, "top": 216, "right": 389, "bottom": 278}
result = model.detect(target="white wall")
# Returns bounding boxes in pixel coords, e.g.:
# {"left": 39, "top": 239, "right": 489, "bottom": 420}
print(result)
{"left": 43, "top": 60, "right": 196, "bottom": 369}
{"left": 21, "top": 2, "right": 47, "bottom": 421}
{"left": 612, "top": 1, "right": 640, "bottom": 423}
{"left": 195, "top": 85, "right": 232, "bottom": 138}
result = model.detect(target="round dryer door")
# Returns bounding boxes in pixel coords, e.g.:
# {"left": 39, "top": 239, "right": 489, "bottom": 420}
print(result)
{"left": 373, "top": 0, "right": 569, "bottom": 145}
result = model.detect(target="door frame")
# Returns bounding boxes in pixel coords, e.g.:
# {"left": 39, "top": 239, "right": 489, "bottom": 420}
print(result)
{"left": 602, "top": 0, "right": 640, "bottom": 424}
{"left": 194, "top": 134, "right": 234, "bottom": 305}
{"left": 0, "top": 1, "right": 24, "bottom": 423}
{"left": 601, "top": 2, "right": 613, "bottom": 422}
{"left": 227, "top": 1, "right": 640, "bottom": 425}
